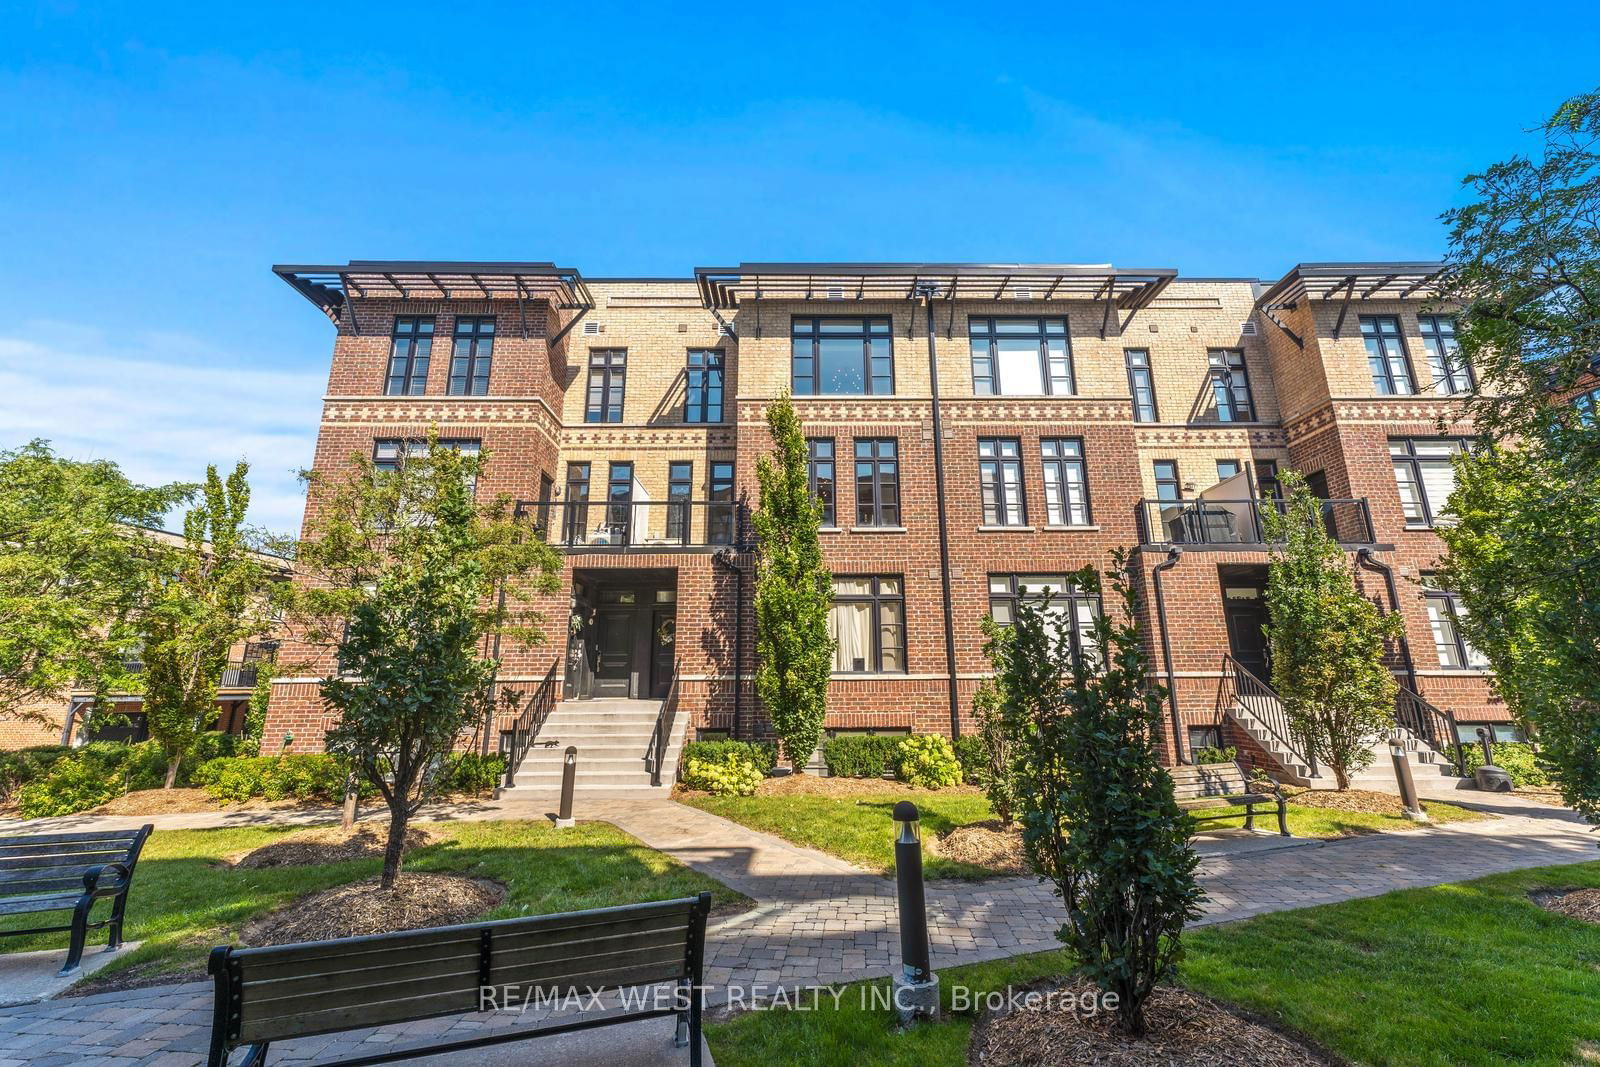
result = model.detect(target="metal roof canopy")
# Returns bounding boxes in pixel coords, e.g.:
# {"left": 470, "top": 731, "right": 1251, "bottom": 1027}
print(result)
{"left": 1253, "top": 262, "right": 1446, "bottom": 349}
{"left": 272, "top": 261, "right": 594, "bottom": 335}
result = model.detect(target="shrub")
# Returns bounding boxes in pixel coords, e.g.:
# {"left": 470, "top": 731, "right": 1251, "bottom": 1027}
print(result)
{"left": 1457, "top": 740, "right": 1551, "bottom": 788}
{"left": 894, "top": 734, "right": 962, "bottom": 789}
{"left": 193, "top": 755, "right": 351, "bottom": 804}
{"left": 681, "top": 740, "right": 778, "bottom": 775}
{"left": 16, "top": 757, "right": 125, "bottom": 817}
{"left": 821, "top": 734, "right": 901, "bottom": 778}
{"left": 444, "top": 752, "right": 506, "bottom": 795}
{"left": 1192, "top": 745, "right": 1239, "bottom": 766}
{"left": 682, "top": 751, "right": 764, "bottom": 796}
{"left": 952, "top": 735, "right": 986, "bottom": 785}
{"left": 0, "top": 746, "right": 74, "bottom": 803}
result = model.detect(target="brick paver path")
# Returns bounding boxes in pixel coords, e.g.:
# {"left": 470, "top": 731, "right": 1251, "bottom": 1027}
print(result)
{"left": 1, "top": 793, "right": 1593, "bottom": 1064}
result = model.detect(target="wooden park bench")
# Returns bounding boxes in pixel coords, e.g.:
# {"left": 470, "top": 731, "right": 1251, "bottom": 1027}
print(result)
{"left": 1171, "top": 763, "right": 1290, "bottom": 836}
{"left": 207, "top": 891, "right": 712, "bottom": 1067}
{"left": 0, "top": 824, "right": 154, "bottom": 975}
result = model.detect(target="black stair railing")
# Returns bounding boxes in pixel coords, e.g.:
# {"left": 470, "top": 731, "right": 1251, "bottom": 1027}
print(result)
{"left": 645, "top": 661, "right": 682, "bottom": 787}
{"left": 500, "top": 661, "right": 559, "bottom": 790}
{"left": 1395, "top": 686, "right": 1466, "bottom": 775}
{"left": 1219, "top": 655, "right": 1319, "bottom": 777}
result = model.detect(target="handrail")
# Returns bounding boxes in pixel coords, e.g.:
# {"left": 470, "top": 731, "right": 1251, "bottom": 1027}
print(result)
{"left": 542, "top": 499, "right": 750, "bottom": 550}
{"left": 1219, "top": 655, "right": 1319, "bottom": 777}
{"left": 1137, "top": 497, "right": 1375, "bottom": 547}
{"left": 1396, "top": 686, "right": 1466, "bottom": 775}
{"left": 501, "top": 662, "right": 559, "bottom": 790}
{"left": 645, "top": 661, "right": 682, "bottom": 787}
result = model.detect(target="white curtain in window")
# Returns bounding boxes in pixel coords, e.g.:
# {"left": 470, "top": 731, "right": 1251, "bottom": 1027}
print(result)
{"left": 831, "top": 602, "right": 872, "bottom": 672}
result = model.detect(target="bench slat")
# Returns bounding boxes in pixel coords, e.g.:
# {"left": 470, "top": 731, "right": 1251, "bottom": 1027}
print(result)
{"left": 0, "top": 894, "right": 79, "bottom": 915}
{"left": 0, "top": 831, "right": 145, "bottom": 851}
{"left": 0, "top": 863, "right": 122, "bottom": 883}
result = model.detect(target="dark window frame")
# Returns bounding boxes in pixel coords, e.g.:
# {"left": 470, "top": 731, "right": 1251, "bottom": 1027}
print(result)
{"left": 1418, "top": 315, "right": 1474, "bottom": 395}
{"left": 1578, "top": 387, "right": 1600, "bottom": 426}
{"left": 1256, "top": 459, "right": 1281, "bottom": 500}
{"left": 853, "top": 438, "right": 900, "bottom": 527}
{"left": 1360, "top": 315, "right": 1417, "bottom": 395}
{"left": 666, "top": 461, "right": 693, "bottom": 543}
{"left": 968, "top": 316, "right": 1075, "bottom": 396}
{"left": 1422, "top": 578, "right": 1488, "bottom": 670}
{"left": 605, "top": 461, "right": 634, "bottom": 540}
{"left": 685, "top": 349, "right": 725, "bottom": 423}
{"left": 385, "top": 316, "right": 434, "bottom": 395}
{"left": 586, "top": 349, "right": 628, "bottom": 423}
{"left": 791, "top": 316, "right": 894, "bottom": 396}
{"left": 829, "top": 575, "right": 906, "bottom": 675}
{"left": 807, "top": 438, "right": 837, "bottom": 527}
{"left": 448, "top": 316, "right": 495, "bottom": 395}
{"left": 1216, "top": 458, "right": 1242, "bottom": 481}
{"left": 1153, "top": 459, "right": 1182, "bottom": 501}
{"left": 1040, "top": 437, "right": 1091, "bottom": 526}
{"left": 1389, "top": 436, "right": 1473, "bottom": 527}
{"left": 1206, "top": 349, "right": 1256, "bottom": 422}
{"left": 564, "top": 462, "right": 592, "bottom": 542}
{"left": 707, "top": 460, "right": 736, "bottom": 545}
{"left": 978, "top": 437, "right": 1027, "bottom": 526}
{"left": 986, "top": 573, "right": 1103, "bottom": 667}
{"left": 1124, "top": 347, "right": 1158, "bottom": 422}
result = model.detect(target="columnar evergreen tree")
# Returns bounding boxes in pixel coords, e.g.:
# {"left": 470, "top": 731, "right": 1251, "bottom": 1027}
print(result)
{"left": 1261, "top": 472, "right": 1402, "bottom": 789}
{"left": 973, "top": 616, "right": 1018, "bottom": 827}
{"left": 142, "top": 462, "right": 281, "bottom": 787}
{"left": 0, "top": 440, "right": 191, "bottom": 729}
{"left": 752, "top": 393, "right": 834, "bottom": 773}
{"left": 997, "top": 554, "right": 1203, "bottom": 1037}
{"left": 292, "top": 436, "right": 561, "bottom": 887}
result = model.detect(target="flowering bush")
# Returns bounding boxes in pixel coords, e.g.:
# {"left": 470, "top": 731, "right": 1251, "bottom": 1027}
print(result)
{"left": 894, "top": 734, "right": 962, "bottom": 789}
{"left": 683, "top": 752, "right": 764, "bottom": 796}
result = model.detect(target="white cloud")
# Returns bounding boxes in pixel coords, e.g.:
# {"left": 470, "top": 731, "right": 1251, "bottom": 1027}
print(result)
{"left": 0, "top": 323, "right": 322, "bottom": 538}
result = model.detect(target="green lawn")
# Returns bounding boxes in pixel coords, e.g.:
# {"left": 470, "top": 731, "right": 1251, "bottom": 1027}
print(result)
{"left": 680, "top": 790, "right": 1488, "bottom": 878}
{"left": 0, "top": 819, "right": 747, "bottom": 987}
{"left": 709, "top": 860, "right": 1600, "bottom": 1067}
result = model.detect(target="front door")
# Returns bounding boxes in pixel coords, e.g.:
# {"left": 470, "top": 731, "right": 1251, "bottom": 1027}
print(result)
{"left": 593, "top": 608, "right": 634, "bottom": 697}
{"left": 649, "top": 608, "right": 677, "bottom": 698}
{"left": 1224, "top": 598, "right": 1271, "bottom": 680}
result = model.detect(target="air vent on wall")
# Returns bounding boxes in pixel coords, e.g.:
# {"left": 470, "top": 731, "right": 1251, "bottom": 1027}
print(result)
{"left": 1013, "top": 286, "right": 1033, "bottom": 300}
{"left": 718, "top": 323, "right": 735, "bottom": 337}
{"left": 1240, "top": 320, "right": 1258, "bottom": 336}
{"left": 826, "top": 287, "right": 845, "bottom": 301}
{"left": 582, "top": 321, "right": 601, "bottom": 335}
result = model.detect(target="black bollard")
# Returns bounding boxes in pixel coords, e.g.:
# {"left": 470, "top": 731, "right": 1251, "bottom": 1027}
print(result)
{"left": 1389, "top": 742, "right": 1426, "bottom": 821}
{"left": 892, "top": 801, "right": 939, "bottom": 1023}
{"left": 1477, "top": 727, "right": 1495, "bottom": 769}
{"left": 556, "top": 746, "right": 577, "bottom": 828}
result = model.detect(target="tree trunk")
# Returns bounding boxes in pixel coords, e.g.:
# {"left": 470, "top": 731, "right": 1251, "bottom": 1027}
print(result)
{"left": 1332, "top": 761, "right": 1350, "bottom": 791}
{"left": 380, "top": 802, "right": 408, "bottom": 889}
{"left": 163, "top": 755, "right": 180, "bottom": 790}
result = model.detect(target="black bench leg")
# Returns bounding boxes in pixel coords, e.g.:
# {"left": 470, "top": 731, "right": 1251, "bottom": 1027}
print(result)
{"left": 675, "top": 978, "right": 690, "bottom": 1048}
{"left": 238, "top": 1041, "right": 270, "bottom": 1067}
{"left": 60, "top": 896, "right": 93, "bottom": 975}
{"left": 108, "top": 890, "right": 130, "bottom": 951}
{"left": 1244, "top": 802, "right": 1256, "bottom": 832}
{"left": 688, "top": 978, "right": 704, "bottom": 1067}
{"left": 1277, "top": 798, "right": 1290, "bottom": 837}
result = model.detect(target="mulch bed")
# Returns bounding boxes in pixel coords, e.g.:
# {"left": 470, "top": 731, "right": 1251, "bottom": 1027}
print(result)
{"left": 1532, "top": 887, "right": 1600, "bottom": 924}
{"left": 229, "top": 824, "right": 438, "bottom": 869}
{"left": 242, "top": 873, "right": 505, "bottom": 946}
{"left": 749, "top": 774, "right": 986, "bottom": 799}
{"left": 1281, "top": 789, "right": 1411, "bottom": 816}
{"left": 968, "top": 978, "right": 1342, "bottom": 1066}
{"left": 935, "top": 820, "right": 1026, "bottom": 876}
{"left": 88, "top": 788, "right": 318, "bottom": 816}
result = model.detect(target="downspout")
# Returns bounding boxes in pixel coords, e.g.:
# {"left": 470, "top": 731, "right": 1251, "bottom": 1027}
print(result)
{"left": 1151, "top": 547, "right": 1187, "bottom": 764}
{"left": 60, "top": 697, "right": 87, "bottom": 747}
{"left": 1356, "top": 548, "right": 1419, "bottom": 694}
{"left": 916, "top": 286, "right": 963, "bottom": 741}
{"left": 713, "top": 548, "right": 748, "bottom": 740}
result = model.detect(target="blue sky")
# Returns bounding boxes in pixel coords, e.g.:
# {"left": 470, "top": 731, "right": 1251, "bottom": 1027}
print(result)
{"left": 0, "top": 2, "right": 1583, "bottom": 535}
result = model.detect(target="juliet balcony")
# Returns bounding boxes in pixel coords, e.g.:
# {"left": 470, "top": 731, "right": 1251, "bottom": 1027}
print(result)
{"left": 1136, "top": 497, "right": 1376, "bottom": 548}
{"left": 542, "top": 498, "right": 751, "bottom": 552}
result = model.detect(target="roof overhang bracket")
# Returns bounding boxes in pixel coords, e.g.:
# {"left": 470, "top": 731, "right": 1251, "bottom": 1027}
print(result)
{"left": 547, "top": 304, "right": 590, "bottom": 349}
{"left": 708, "top": 307, "right": 738, "bottom": 341}
{"left": 337, "top": 274, "right": 359, "bottom": 335}
{"left": 1330, "top": 276, "right": 1357, "bottom": 338}
{"left": 1098, "top": 279, "right": 1116, "bottom": 339}
{"left": 1264, "top": 308, "right": 1304, "bottom": 350}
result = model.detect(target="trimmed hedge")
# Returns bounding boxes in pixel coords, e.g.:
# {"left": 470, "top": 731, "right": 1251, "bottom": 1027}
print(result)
{"left": 444, "top": 752, "right": 506, "bottom": 795}
{"left": 1192, "top": 745, "right": 1239, "bottom": 766}
{"left": 822, "top": 734, "right": 902, "bottom": 779}
{"left": 191, "top": 754, "right": 352, "bottom": 804}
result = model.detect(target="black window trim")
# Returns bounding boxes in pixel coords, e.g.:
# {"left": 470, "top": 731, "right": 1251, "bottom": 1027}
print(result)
{"left": 807, "top": 437, "right": 837, "bottom": 528}
{"left": 1417, "top": 314, "right": 1474, "bottom": 395}
{"left": 385, "top": 315, "right": 435, "bottom": 396}
{"left": 967, "top": 315, "right": 1076, "bottom": 396}
{"left": 685, "top": 348, "right": 725, "bottom": 424}
{"left": 978, "top": 436, "right": 1027, "bottom": 526}
{"left": 790, "top": 315, "right": 895, "bottom": 396}
{"left": 448, "top": 316, "right": 495, "bottom": 396}
{"left": 1124, "top": 347, "right": 1158, "bottom": 422}
{"left": 1206, "top": 348, "right": 1256, "bottom": 422}
{"left": 1359, "top": 314, "right": 1417, "bottom": 396}
{"left": 586, "top": 348, "right": 628, "bottom": 423}
{"left": 1153, "top": 458, "right": 1182, "bottom": 501}
{"left": 1389, "top": 435, "right": 1474, "bottom": 528}
{"left": 986, "top": 573, "right": 1103, "bottom": 667}
{"left": 829, "top": 574, "right": 906, "bottom": 675}
{"left": 853, "top": 437, "right": 901, "bottom": 527}
{"left": 1422, "top": 576, "right": 1486, "bottom": 671}
{"left": 1040, "top": 436, "right": 1092, "bottom": 526}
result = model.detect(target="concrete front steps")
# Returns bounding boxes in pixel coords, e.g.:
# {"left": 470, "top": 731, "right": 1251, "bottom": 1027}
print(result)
{"left": 1225, "top": 699, "right": 1320, "bottom": 787}
{"left": 499, "top": 697, "right": 687, "bottom": 794}
{"left": 1343, "top": 727, "right": 1465, "bottom": 792}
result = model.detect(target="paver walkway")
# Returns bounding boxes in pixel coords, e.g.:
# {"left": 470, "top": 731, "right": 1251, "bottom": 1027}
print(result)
{"left": 1, "top": 791, "right": 1594, "bottom": 1064}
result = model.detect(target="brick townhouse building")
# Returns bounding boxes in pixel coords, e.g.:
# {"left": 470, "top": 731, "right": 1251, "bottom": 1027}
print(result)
{"left": 257, "top": 258, "right": 1510, "bottom": 789}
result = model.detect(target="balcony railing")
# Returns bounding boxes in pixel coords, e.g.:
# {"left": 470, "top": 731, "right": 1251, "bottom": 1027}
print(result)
{"left": 1137, "top": 498, "right": 1375, "bottom": 547}
{"left": 540, "top": 498, "right": 749, "bottom": 551}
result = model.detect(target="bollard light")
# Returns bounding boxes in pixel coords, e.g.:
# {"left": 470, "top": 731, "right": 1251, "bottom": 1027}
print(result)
{"left": 891, "top": 801, "right": 939, "bottom": 1024}
{"left": 1476, "top": 727, "right": 1495, "bottom": 769}
{"left": 1389, "top": 741, "right": 1427, "bottom": 822}
{"left": 554, "top": 746, "right": 577, "bottom": 828}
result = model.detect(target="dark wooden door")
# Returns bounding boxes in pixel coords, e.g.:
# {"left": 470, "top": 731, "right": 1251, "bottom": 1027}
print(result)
{"left": 594, "top": 608, "right": 634, "bottom": 696}
{"left": 649, "top": 609, "right": 676, "bottom": 698}
{"left": 1225, "top": 601, "right": 1271, "bottom": 679}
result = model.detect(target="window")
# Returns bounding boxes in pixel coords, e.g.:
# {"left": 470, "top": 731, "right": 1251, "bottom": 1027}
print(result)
{"left": 448, "top": 317, "right": 494, "bottom": 395}
{"left": 1153, "top": 460, "right": 1182, "bottom": 502}
{"left": 604, "top": 462, "right": 634, "bottom": 543}
{"left": 1124, "top": 348, "right": 1158, "bottom": 422}
{"left": 969, "top": 318, "right": 1074, "bottom": 395}
{"left": 372, "top": 438, "right": 480, "bottom": 481}
{"left": 987, "top": 574, "right": 1102, "bottom": 666}
{"left": 792, "top": 317, "right": 893, "bottom": 395}
{"left": 666, "top": 462, "right": 692, "bottom": 543}
{"left": 385, "top": 317, "right": 433, "bottom": 395}
{"left": 978, "top": 438, "right": 1026, "bottom": 526}
{"left": 686, "top": 350, "right": 724, "bottom": 423}
{"left": 1216, "top": 459, "right": 1242, "bottom": 481}
{"left": 563, "top": 462, "right": 591, "bottom": 543}
{"left": 807, "top": 439, "right": 836, "bottom": 527}
{"left": 586, "top": 349, "right": 627, "bottom": 423}
{"left": 1574, "top": 387, "right": 1600, "bottom": 426}
{"left": 1455, "top": 722, "right": 1526, "bottom": 744}
{"left": 708, "top": 461, "right": 735, "bottom": 545}
{"left": 1206, "top": 350, "right": 1255, "bottom": 421}
{"left": 1423, "top": 578, "right": 1489, "bottom": 669}
{"left": 536, "top": 473, "right": 555, "bottom": 536}
{"left": 854, "top": 439, "right": 900, "bottom": 526}
{"left": 1390, "top": 438, "right": 1471, "bottom": 526}
{"left": 1041, "top": 438, "right": 1090, "bottom": 525}
{"left": 1187, "top": 725, "right": 1224, "bottom": 755}
{"left": 1256, "top": 460, "right": 1281, "bottom": 500}
{"left": 1360, "top": 316, "right": 1415, "bottom": 395}
{"left": 828, "top": 576, "right": 905, "bottom": 673}
{"left": 1418, "top": 316, "right": 1474, "bottom": 395}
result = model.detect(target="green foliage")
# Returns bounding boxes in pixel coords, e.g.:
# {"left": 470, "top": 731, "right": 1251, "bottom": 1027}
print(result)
{"left": 951, "top": 734, "right": 985, "bottom": 785}
{"left": 0, "top": 745, "right": 74, "bottom": 802}
{"left": 1261, "top": 472, "right": 1402, "bottom": 789}
{"left": 997, "top": 551, "right": 1203, "bottom": 1036}
{"left": 752, "top": 393, "right": 834, "bottom": 772}
{"left": 1192, "top": 745, "right": 1239, "bottom": 766}
{"left": 242, "top": 665, "right": 274, "bottom": 757}
{"left": 682, "top": 750, "right": 765, "bottom": 796}
{"left": 442, "top": 752, "right": 506, "bottom": 795}
{"left": 1455, "top": 741, "right": 1552, "bottom": 789}
{"left": 1437, "top": 443, "right": 1600, "bottom": 828}
{"left": 1439, "top": 88, "right": 1600, "bottom": 455}
{"left": 13, "top": 740, "right": 170, "bottom": 817}
{"left": 0, "top": 440, "right": 191, "bottom": 726}
{"left": 191, "top": 754, "right": 353, "bottom": 804}
{"left": 292, "top": 434, "right": 561, "bottom": 887}
{"left": 821, "top": 734, "right": 900, "bottom": 778}
{"left": 681, "top": 739, "right": 777, "bottom": 774}
{"left": 142, "top": 462, "right": 282, "bottom": 788}
{"left": 974, "top": 616, "right": 1020, "bottom": 826}
{"left": 893, "top": 734, "right": 961, "bottom": 789}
